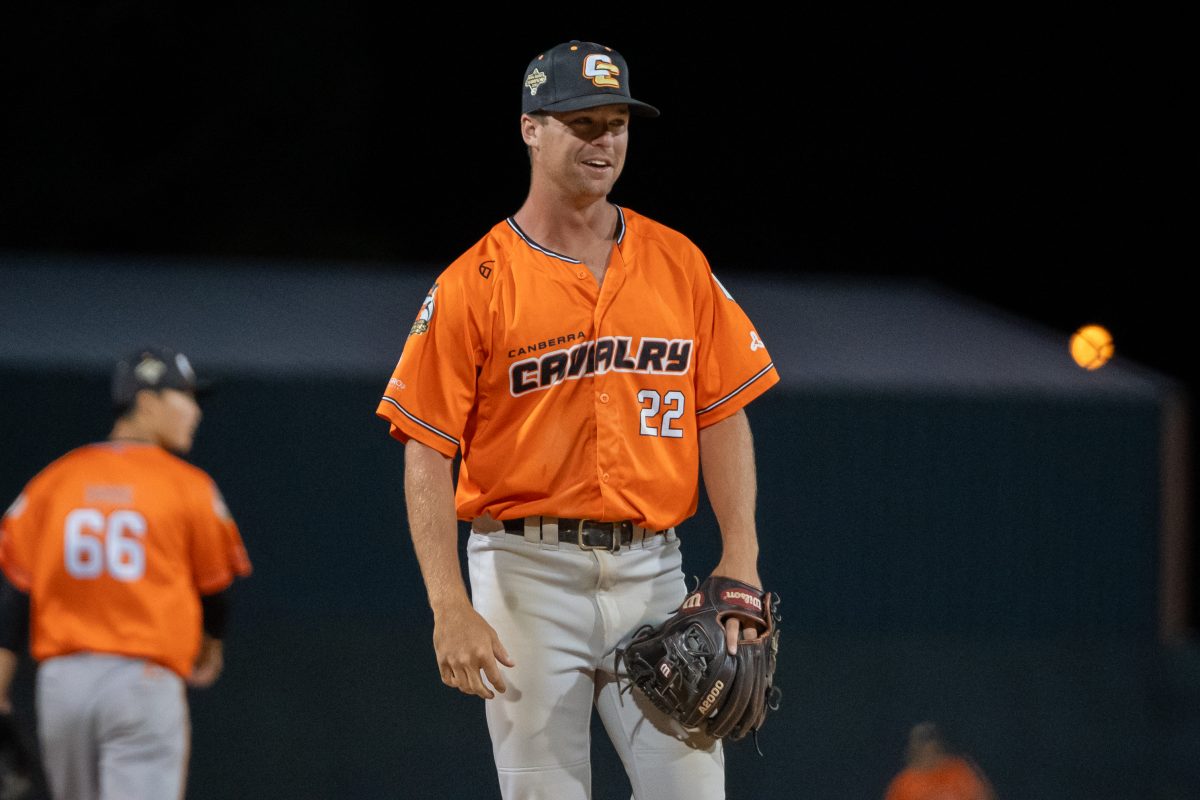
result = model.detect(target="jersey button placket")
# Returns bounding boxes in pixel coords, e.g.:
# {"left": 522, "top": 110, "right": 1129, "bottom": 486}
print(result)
{"left": 594, "top": 384, "right": 618, "bottom": 511}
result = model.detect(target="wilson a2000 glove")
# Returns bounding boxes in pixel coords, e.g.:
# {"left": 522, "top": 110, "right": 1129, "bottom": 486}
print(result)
{"left": 618, "top": 576, "right": 780, "bottom": 742}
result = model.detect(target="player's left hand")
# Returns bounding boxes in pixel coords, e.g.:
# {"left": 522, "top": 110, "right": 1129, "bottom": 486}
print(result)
{"left": 619, "top": 574, "right": 782, "bottom": 740}
{"left": 188, "top": 636, "right": 224, "bottom": 688}
{"left": 722, "top": 619, "right": 759, "bottom": 657}
{"left": 710, "top": 562, "right": 761, "bottom": 655}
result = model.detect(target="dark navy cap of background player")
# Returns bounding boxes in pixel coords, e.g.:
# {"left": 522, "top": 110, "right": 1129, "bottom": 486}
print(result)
{"left": 111, "top": 346, "right": 209, "bottom": 407}
{"left": 522, "top": 41, "right": 660, "bottom": 118}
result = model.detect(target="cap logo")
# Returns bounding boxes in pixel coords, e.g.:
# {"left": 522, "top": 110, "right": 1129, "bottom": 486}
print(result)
{"left": 525, "top": 68, "right": 548, "bottom": 96}
{"left": 134, "top": 357, "right": 167, "bottom": 385}
{"left": 583, "top": 54, "right": 620, "bottom": 88}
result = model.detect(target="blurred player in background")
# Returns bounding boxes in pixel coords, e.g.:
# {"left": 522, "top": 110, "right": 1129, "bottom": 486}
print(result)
{"left": 0, "top": 346, "right": 252, "bottom": 800}
{"left": 884, "top": 722, "right": 995, "bottom": 800}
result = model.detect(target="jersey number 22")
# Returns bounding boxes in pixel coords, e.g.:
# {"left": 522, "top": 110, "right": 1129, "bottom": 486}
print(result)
{"left": 638, "top": 390, "right": 685, "bottom": 438}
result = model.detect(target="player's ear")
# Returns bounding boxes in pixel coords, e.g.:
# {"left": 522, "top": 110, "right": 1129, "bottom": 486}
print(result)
{"left": 520, "top": 113, "right": 544, "bottom": 148}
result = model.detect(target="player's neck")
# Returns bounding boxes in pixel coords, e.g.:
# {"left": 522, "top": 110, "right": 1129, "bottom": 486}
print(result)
{"left": 512, "top": 192, "right": 616, "bottom": 251}
{"left": 109, "top": 418, "right": 160, "bottom": 448}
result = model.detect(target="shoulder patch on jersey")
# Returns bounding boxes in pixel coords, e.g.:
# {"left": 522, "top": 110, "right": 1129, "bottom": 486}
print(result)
{"left": 3, "top": 493, "right": 28, "bottom": 520}
{"left": 409, "top": 283, "right": 439, "bottom": 336}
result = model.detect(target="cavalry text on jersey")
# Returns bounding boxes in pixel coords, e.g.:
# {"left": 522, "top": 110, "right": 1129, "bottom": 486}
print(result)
{"left": 510, "top": 336, "right": 694, "bottom": 397}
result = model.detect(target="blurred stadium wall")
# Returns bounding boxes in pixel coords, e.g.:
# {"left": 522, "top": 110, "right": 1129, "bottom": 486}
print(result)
{"left": 1, "top": 255, "right": 1197, "bottom": 799}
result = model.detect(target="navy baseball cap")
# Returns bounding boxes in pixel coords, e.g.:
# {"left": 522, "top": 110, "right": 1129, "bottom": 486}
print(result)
{"left": 111, "top": 346, "right": 208, "bottom": 407}
{"left": 522, "top": 41, "right": 660, "bottom": 118}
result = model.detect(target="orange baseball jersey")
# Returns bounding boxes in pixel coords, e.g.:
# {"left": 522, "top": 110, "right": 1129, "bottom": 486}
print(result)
{"left": 884, "top": 757, "right": 991, "bottom": 800}
{"left": 376, "top": 206, "right": 778, "bottom": 531}
{"left": 0, "top": 442, "right": 252, "bottom": 678}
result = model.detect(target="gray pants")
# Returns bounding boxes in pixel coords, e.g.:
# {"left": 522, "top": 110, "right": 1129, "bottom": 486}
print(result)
{"left": 467, "top": 527, "right": 725, "bottom": 800}
{"left": 36, "top": 653, "right": 189, "bottom": 800}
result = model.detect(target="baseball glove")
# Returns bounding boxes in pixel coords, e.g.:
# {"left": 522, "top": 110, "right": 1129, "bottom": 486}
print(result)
{"left": 617, "top": 576, "right": 781, "bottom": 743}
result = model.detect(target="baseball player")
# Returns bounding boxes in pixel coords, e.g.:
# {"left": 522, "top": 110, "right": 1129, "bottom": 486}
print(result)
{"left": 0, "top": 346, "right": 252, "bottom": 800}
{"left": 376, "top": 41, "right": 778, "bottom": 799}
{"left": 884, "top": 723, "right": 996, "bottom": 800}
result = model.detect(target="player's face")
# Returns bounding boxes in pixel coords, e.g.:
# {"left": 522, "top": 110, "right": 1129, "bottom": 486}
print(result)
{"left": 149, "top": 388, "right": 202, "bottom": 454}
{"left": 527, "top": 104, "right": 630, "bottom": 200}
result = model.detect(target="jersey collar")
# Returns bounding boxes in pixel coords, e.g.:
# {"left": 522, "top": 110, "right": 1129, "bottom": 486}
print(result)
{"left": 505, "top": 205, "right": 627, "bottom": 264}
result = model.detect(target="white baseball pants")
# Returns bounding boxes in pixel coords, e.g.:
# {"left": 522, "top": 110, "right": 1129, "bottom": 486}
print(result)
{"left": 37, "top": 652, "right": 189, "bottom": 800}
{"left": 467, "top": 526, "right": 725, "bottom": 800}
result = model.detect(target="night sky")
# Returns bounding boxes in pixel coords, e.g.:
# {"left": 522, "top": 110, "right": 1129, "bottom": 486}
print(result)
{"left": 3, "top": 8, "right": 1191, "bottom": 594}
{"left": 4, "top": 10, "right": 1183, "bottom": 335}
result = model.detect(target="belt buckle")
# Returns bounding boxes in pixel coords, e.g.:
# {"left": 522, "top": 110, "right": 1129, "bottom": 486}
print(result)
{"left": 576, "top": 519, "right": 620, "bottom": 552}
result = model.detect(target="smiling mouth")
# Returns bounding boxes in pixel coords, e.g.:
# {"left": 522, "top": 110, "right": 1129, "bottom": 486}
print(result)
{"left": 582, "top": 159, "right": 611, "bottom": 170}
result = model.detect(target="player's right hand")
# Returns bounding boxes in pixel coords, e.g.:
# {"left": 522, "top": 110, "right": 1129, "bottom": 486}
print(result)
{"left": 187, "top": 635, "right": 224, "bottom": 688}
{"left": 432, "top": 602, "right": 515, "bottom": 700}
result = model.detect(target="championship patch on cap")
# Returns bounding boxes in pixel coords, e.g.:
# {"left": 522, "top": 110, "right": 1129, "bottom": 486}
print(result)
{"left": 134, "top": 356, "right": 167, "bottom": 386}
{"left": 525, "top": 68, "right": 547, "bottom": 96}
{"left": 410, "top": 283, "right": 439, "bottom": 336}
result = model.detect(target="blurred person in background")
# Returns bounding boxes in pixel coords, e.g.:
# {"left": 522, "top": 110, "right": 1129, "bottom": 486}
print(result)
{"left": 0, "top": 346, "right": 251, "bottom": 800}
{"left": 884, "top": 721, "right": 995, "bottom": 800}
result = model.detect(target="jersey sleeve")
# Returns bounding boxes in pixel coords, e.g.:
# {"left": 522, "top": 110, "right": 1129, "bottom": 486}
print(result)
{"left": 692, "top": 255, "right": 780, "bottom": 428}
{"left": 375, "top": 260, "right": 490, "bottom": 457}
{"left": 0, "top": 488, "right": 38, "bottom": 592}
{"left": 190, "top": 479, "right": 252, "bottom": 595}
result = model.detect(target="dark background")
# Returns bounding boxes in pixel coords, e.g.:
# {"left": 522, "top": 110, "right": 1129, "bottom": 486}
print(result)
{"left": 4, "top": 5, "right": 1192, "bottom": 613}
{"left": 3, "top": 9, "right": 1187, "bottom": 342}
{"left": 2, "top": 5, "right": 1195, "bottom": 798}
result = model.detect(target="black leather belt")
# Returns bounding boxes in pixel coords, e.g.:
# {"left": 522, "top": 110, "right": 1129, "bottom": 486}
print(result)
{"left": 502, "top": 517, "right": 653, "bottom": 552}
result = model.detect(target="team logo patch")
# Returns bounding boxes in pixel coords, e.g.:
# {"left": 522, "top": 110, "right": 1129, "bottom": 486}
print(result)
{"left": 720, "top": 589, "right": 763, "bottom": 612}
{"left": 750, "top": 331, "right": 765, "bottom": 352}
{"left": 583, "top": 54, "right": 620, "bottom": 88}
{"left": 409, "top": 283, "right": 438, "bottom": 336}
{"left": 525, "top": 68, "right": 548, "bottom": 96}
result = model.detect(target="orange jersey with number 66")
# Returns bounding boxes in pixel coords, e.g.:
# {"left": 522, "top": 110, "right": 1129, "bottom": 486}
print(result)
{"left": 376, "top": 206, "right": 778, "bottom": 531}
{"left": 0, "top": 442, "right": 252, "bottom": 678}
